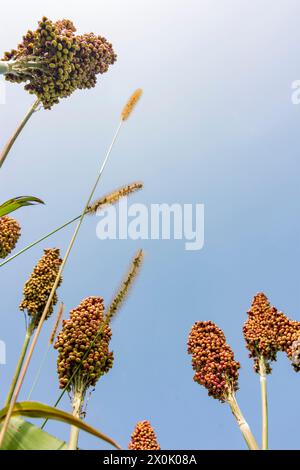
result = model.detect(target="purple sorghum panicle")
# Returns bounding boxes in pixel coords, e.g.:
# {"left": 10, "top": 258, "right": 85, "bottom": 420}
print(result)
{"left": 187, "top": 321, "right": 240, "bottom": 402}
{"left": 0, "top": 215, "right": 21, "bottom": 258}
{"left": 128, "top": 421, "right": 160, "bottom": 450}
{"left": 19, "top": 248, "right": 62, "bottom": 327}
{"left": 2, "top": 17, "right": 117, "bottom": 109}
{"left": 54, "top": 296, "right": 113, "bottom": 391}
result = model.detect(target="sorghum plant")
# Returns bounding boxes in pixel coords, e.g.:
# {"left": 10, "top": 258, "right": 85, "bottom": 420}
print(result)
{"left": 4, "top": 248, "right": 62, "bottom": 409}
{"left": 55, "top": 297, "right": 113, "bottom": 449}
{"left": 187, "top": 321, "right": 259, "bottom": 450}
{"left": 0, "top": 215, "right": 21, "bottom": 258}
{"left": 1, "top": 17, "right": 116, "bottom": 109}
{"left": 128, "top": 421, "right": 160, "bottom": 450}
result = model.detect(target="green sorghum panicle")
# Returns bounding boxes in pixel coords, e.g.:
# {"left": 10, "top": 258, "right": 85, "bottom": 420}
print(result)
{"left": 2, "top": 17, "right": 117, "bottom": 109}
{"left": 54, "top": 296, "right": 113, "bottom": 391}
{"left": 187, "top": 321, "right": 240, "bottom": 402}
{"left": 0, "top": 215, "right": 21, "bottom": 258}
{"left": 128, "top": 421, "right": 160, "bottom": 450}
{"left": 19, "top": 248, "right": 62, "bottom": 327}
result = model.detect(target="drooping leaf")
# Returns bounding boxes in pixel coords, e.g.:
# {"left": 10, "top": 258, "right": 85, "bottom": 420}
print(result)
{"left": 0, "top": 196, "right": 44, "bottom": 217}
{"left": 1, "top": 417, "right": 66, "bottom": 450}
{"left": 0, "top": 402, "right": 121, "bottom": 449}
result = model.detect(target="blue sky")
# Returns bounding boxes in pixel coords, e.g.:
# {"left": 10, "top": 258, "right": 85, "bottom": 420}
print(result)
{"left": 1, "top": 0, "right": 300, "bottom": 450}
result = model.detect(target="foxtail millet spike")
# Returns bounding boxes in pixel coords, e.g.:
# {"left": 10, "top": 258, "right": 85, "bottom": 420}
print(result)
{"left": 0, "top": 216, "right": 21, "bottom": 258}
{"left": 128, "top": 421, "right": 160, "bottom": 450}
{"left": 105, "top": 249, "right": 144, "bottom": 323}
{"left": 88, "top": 182, "right": 143, "bottom": 214}
{"left": 19, "top": 248, "right": 63, "bottom": 328}
{"left": 121, "top": 88, "right": 143, "bottom": 121}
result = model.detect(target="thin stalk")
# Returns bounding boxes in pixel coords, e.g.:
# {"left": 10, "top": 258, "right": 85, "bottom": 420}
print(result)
{"left": 0, "top": 215, "right": 80, "bottom": 268}
{"left": 4, "top": 321, "right": 34, "bottom": 407}
{"left": 26, "top": 344, "right": 50, "bottom": 401}
{"left": 0, "top": 120, "right": 123, "bottom": 447}
{"left": 227, "top": 391, "right": 259, "bottom": 450}
{"left": 68, "top": 379, "right": 84, "bottom": 450}
{"left": 0, "top": 99, "right": 40, "bottom": 169}
{"left": 259, "top": 356, "right": 268, "bottom": 450}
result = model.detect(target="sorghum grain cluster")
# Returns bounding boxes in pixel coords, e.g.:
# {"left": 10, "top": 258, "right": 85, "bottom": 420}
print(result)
{"left": 54, "top": 296, "right": 113, "bottom": 391}
{"left": 0, "top": 216, "right": 21, "bottom": 258}
{"left": 243, "top": 293, "right": 300, "bottom": 373}
{"left": 187, "top": 321, "right": 240, "bottom": 402}
{"left": 19, "top": 248, "right": 62, "bottom": 327}
{"left": 128, "top": 421, "right": 160, "bottom": 450}
{"left": 3, "top": 17, "right": 117, "bottom": 108}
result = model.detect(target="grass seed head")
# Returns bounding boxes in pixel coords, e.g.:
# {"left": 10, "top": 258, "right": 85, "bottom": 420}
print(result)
{"left": 187, "top": 321, "right": 240, "bottom": 402}
{"left": 121, "top": 88, "right": 143, "bottom": 121}
{"left": 54, "top": 296, "right": 113, "bottom": 392}
{"left": 243, "top": 293, "right": 300, "bottom": 373}
{"left": 128, "top": 421, "right": 160, "bottom": 450}
{"left": 0, "top": 215, "right": 21, "bottom": 259}
{"left": 2, "top": 17, "right": 117, "bottom": 109}
{"left": 19, "top": 248, "right": 62, "bottom": 328}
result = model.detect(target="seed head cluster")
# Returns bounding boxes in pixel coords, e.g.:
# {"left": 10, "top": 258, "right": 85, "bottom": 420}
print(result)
{"left": 0, "top": 215, "right": 21, "bottom": 259}
{"left": 19, "top": 248, "right": 62, "bottom": 327}
{"left": 128, "top": 421, "right": 160, "bottom": 450}
{"left": 54, "top": 297, "right": 113, "bottom": 391}
{"left": 3, "top": 17, "right": 117, "bottom": 109}
{"left": 243, "top": 293, "right": 300, "bottom": 373}
{"left": 187, "top": 321, "right": 240, "bottom": 402}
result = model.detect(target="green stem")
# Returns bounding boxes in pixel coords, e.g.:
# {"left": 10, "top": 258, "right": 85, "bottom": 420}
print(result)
{"left": 0, "top": 120, "right": 123, "bottom": 448}
{"left": 0, "top": 62, "right": 9, "bottom": 75}
{"left": 0, "top": 99, "right": 40, "bottom": 169}
{"left": 0, "top": 215, "right": 80, "bottom": 268}
{"left": 4, "top": 321, "right": 33, "bottom": 407}
{"left": 68, "top": 381, "right": 84, "bottom": 450}
{"left": 227, "top": 391, "right": 259, "bottom": 450}
{"left": 259, "top": 356, "right": 268, "bottom": 450}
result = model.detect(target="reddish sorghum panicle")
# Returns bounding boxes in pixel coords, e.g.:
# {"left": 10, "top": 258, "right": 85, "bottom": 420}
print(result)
{"left": 0, "top": 216, "right": 21, "bottom": 259}
{"left": 187, "top": 321, "right": 240, "bottom": 402}
{"left": 19, "top": 248, "right": 62, "bottom": 327}
{"left": 2, "top": 17, "right": 117, "bottom": 109}
{"left": 54, "top": 296, "right": 113, "bottom": 391}
{"left": 128, "top": 421, "right": 160, "bottom": 450}
{"left": 243, "top": 293, "right": 300, "bottom": 373}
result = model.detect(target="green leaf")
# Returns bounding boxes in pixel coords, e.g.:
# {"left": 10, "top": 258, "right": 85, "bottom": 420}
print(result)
{"left": 1, "top": 417, "right": 66, "bottom": 450}
{"left": 0, "top": 402, "right": 121, "bottom": 449}
{"left": 0, "top": 196, "right": 44, "bottom": 217}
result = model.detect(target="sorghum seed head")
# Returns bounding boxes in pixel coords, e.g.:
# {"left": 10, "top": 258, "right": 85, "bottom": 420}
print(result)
{"left": 0, "top": 216, "right": 21, "bottom": 258}
{"left": 187, "top": 321, "right": 240, "bottom": 402}
{"left": 19, "top": 248, "right": 62, "bottom": 327}
{"left": 2, "top": 17, "right": 117, "bottom": 109}
{"left": 128, "top": 421, "right": 160, "bottom": 450}
{"left": 54, "top": 296, "right": 113, "bottom": 391}
{"left": 243, "top": 293, "right": 300, "bottom": 373}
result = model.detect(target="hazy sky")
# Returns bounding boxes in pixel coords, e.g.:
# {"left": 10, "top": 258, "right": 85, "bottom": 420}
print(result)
{"left": 1, "top": 0, "right": 300, "bottom": 450}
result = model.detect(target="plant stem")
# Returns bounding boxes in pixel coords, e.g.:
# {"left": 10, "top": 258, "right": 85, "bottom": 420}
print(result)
{"left": 227, "top": 391, "right": 259, "bottom": 450}
{"left": 0, "top": 99, "right": 40, "bottom": 169}
{"left": 0, "top": 215, "right": 80, "bottom": 268}
{"left": 68, "top": 380, "right": 84, "bottom": 450}
{"left": 259, "top": 356, "right": 268, "bottom": 450}
{"left": 0, "top": 120, "right": 123, "bottom": 448}
{"left": 0, "top": 62, "right": 9, "bottom": 75}
{"left": 4, "top": 321, "right": 33, "bottom": 407}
